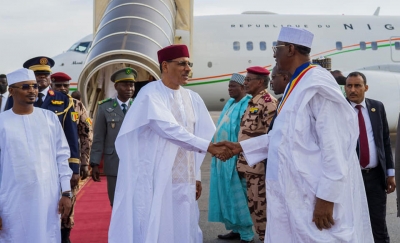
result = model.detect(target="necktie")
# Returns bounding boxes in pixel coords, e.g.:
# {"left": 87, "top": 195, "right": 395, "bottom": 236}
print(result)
{"left": 121, "top": 104, "right": 127, "bottom": 115}
{"left": 36, "top": 93, "right": 44, "bottom": 107}
{"left": 356, "top": 105, "right": 369, "bottom": 168}
{"left": 0, "top": 94, "right": 3, "bottom": 112}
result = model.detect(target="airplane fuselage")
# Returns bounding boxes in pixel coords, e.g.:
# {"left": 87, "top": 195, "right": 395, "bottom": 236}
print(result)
{"left": 52, "top": 13, "right": 400, "bottom": 130}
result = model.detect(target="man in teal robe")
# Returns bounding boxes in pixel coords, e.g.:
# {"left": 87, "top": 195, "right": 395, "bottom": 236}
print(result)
{"left": 208, "top": 73, "right": 254, "bottom": 243}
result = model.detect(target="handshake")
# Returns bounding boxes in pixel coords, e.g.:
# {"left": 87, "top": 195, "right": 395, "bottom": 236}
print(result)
{"left": 207, "top": 141, "right": 243, "bottom": 161}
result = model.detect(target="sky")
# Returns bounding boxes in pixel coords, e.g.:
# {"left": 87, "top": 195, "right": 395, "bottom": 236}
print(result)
{"left": 0, "top": 0, "right": 399, "bottom": 74}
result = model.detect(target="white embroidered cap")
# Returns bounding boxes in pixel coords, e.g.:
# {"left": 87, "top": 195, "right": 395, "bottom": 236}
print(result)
{"left": 230, "top": 73, "right": 246, "bottom": 85}
{"left": 7, "top": 68, "right": 36, "bottom": 86}
{"left": 277, "top": 27, "right": 314, "bottom": 48}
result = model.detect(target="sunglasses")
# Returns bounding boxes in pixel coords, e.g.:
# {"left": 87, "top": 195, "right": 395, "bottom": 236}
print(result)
{"left": 54, "top": 83, "right": 70, "bottom": 88}
{"left": 166, "top": 60, "right": 193, "bottom": 67}
{"left": 11, "top": 84, "right": 38, "bottom": 90}
{"left": 272, "top": 44, "right": 289, "bottom": 53}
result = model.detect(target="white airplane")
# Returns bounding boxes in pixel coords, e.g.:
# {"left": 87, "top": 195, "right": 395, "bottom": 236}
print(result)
{"left": 52, "top": 4, "right": 400, "bottom": 131}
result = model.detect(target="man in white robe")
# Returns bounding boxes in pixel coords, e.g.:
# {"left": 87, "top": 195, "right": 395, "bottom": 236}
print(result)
{"left": 0, "top": 68, "right": 72, "bottom": 243}
{"left": 217, "top": 27, "right": 373, "bottom": 243}
{"left": 108, "top": 44, "right": 232, "bottom": 243}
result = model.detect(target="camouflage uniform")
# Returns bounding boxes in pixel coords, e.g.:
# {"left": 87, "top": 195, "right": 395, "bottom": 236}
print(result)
{"left": 73, "top": 98, "right": 93, "bottom": 167}
{"left": 237, "top": 89, "right": 277, "bottom": 240}
{"left": 62, "top": 97, "right": 93, "bottom": 230}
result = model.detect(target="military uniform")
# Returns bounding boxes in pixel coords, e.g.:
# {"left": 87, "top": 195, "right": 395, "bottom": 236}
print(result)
{"left": 90, "top": 67, "right": 137, "bottom": 206}
{"left": 237, "top": 89, "right": 277, "bottom": 240}
{"left": 73, "top": 98, "right": 93, "bottom": 167}
{"left": 90, "top": 97, "right": 133, "bottom": 204}
{"left": 49, "top": 72, "right": 93, "bottom": 241}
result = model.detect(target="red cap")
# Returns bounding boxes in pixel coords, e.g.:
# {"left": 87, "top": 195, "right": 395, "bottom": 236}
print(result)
{"left": 246, "top": 66, "right": 270, "bottom": 76}
{"left": 157, "top": 45, "right": 190, "bottom": 64}
{"left": 51, "top": 72, "right": 71, "bottom": 82}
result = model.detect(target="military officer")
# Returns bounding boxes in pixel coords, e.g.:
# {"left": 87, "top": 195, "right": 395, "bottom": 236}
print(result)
{"left": 90, "top": 67, "right": 136, "bottom": 206}
{"left": 5, "top": 57, "right": 80, "bottom": 243}
{"left": 50, "top": 72, "right": 93, "bottom": 242}
{"left": 51, "top": 72, "right": 93, "bottom": 178}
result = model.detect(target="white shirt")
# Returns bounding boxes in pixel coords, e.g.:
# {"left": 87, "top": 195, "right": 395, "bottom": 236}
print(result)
{"left": 0, "top": 108, "right": 72, "bottom": 242}
{"left": 37, "top": 86, "right": 50, "bottom": 102}
{"left": 350, "top": 100, "right": 394, "bottom": 176}
{"left": 116, "top": 97, "right": 131, "bottom": 112}
{"left": 0, "top": 90, "right": 9, "bottom": 112}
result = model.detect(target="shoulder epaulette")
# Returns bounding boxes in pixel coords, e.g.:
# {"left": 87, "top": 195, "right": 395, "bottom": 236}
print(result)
{"left": 98, "top": 98, "right": 112, "bottom": 105}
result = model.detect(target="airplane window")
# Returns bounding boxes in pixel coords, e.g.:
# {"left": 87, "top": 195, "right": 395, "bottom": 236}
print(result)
{"left": 68, "top": 41, "right": 92, "bottom": 53}
{"left": 272, "top": 41, "right": 277, "bottom": 46}
{"left": 247, "top": 41, "right": 253, "bottom": 51}
{"left": 336, "top": 42, "right": 342, "bottom": 50}
{"left": 233, "top": 41, "right": 240, "bottom": 51}
{"left": 359, "top": 41, "right": 366, "bottom": 50}
{"left": 371, "top": 42, "right": 378, "bottom": 50}
{"left": 395, "top": 42, "right": 400, "bottom": 50}
{"left": 260, "top": 41, "right": 266, "bottom": 51}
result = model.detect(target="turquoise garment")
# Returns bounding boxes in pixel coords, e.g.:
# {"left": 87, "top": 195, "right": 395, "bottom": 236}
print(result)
{"left": 208, "top": 95, "right": 254, "bottom": 239}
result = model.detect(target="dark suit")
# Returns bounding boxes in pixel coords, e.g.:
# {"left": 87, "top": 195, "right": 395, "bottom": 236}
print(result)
{"left": 90, "top": 98, "right": 131, "bottom": 205}
{"left": 6, "top": 89, "right": 80, "bottom": 173}
{"left": 394, "top": 113, "right": 400, "bottom": 218}
{"left": 353, "top": 98, "right": 394, "bottom": 243}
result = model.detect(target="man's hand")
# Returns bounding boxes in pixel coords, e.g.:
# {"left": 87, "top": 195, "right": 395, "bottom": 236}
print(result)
{"left": 207, "top": 143, "right": 234, "bottom": 161}
{"left": 312, "top": 197, "right": 335, "bottom": 231}
{"left": 58, "top": 196, "right": 72, "bottom": 223}
{"left": 70, "top": 174, "right": 80, "bottom": 189}
{"left": 80, "top": 165, "right": 89, "bottom": 180}
{"left": 91, "top": 165, "right": 101, "bottom": 182}
{"left": 196, "top": 181, "right": 202, "bottom": 200}
{"left": 215, "top": 141, "right": 243, "bottom": 155}
{"left": 387, "top": 176, "right": 396, "bottom": 194}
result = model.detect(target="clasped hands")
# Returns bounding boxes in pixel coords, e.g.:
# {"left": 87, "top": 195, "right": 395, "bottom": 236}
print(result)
{"left": 207, "top": 141, "right": 243, "bottom": 161}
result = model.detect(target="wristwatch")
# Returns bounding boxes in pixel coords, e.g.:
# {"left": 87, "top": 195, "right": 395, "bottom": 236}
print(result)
{"left": 62, "top": 191, "right": 72, "bottom": 198}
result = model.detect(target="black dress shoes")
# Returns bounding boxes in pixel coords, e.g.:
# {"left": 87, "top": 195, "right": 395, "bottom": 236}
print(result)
{"left": 217, "top": 231, "right": 241, "bottom": 240}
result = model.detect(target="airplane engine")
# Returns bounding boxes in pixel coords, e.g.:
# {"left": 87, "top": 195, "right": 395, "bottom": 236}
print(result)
{"left": 78, "top": 0, "right": 177, "bottom": 116}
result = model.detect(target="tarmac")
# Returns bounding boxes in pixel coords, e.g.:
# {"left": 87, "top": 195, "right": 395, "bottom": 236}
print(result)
{"left": 198, "top": 111, "right": 399, "bottom": 243}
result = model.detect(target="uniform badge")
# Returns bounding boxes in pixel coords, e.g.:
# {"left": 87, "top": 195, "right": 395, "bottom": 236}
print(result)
{"left": 263, "top": 93, "right": 272, "bottom": 102}
{"left": 51, "top": 100, "right": 64, "bottom": 105}
{"left": 106, "top": 107, "right": 114, "bottom": 112}
{"left": 48, "top": 90, "right": 55, "bottom": 96}
{"left": 111, "top": 119, "right": 116, "bottom": 129}
{"left": 85, "top": 117, "right": 92, "bottom": 126}
{"left": 71, "top": 112, "right": 79, "bottom": 122}
{"left": 126, "top": 68, "right": 132, "bottom": 75}
{"left": 249, "top": 107, "right": 259, "bottom": 114}
{"left": 371, "top": 108, "right": 376, "bottom": 112}
{"left": 39, "top": 58, "right": 48, "bottom": 65}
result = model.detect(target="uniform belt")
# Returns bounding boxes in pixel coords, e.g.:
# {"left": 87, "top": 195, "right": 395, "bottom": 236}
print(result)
{"left": 361, "top": 167, "right": 377, "bottom": 174}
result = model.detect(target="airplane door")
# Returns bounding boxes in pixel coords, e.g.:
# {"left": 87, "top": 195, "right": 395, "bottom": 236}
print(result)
{"left": 390, "top": 37, "right": 400, "bottom": 62}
